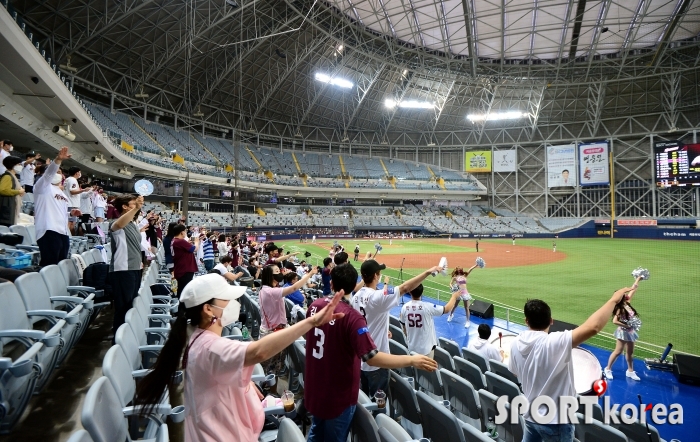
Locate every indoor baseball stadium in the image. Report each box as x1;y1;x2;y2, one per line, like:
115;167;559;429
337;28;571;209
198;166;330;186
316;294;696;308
0;0;698;441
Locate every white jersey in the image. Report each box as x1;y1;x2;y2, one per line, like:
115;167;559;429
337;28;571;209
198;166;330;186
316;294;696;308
351;285;400;372
400;300;444;355
63;176;81;207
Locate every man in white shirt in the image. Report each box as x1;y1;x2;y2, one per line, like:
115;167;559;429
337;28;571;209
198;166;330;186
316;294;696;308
20;152;39;192
35;146;71;266
212;255;244;284
0;140;13;175
400;284;460;358
351;259;442;397
63;166;90;209
467;324;504;362
509;287;633;441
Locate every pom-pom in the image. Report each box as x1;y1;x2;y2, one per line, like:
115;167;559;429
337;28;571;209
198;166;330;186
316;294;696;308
374;242;383;251
476;257;486;268
626;316;642;331
631;267;650;280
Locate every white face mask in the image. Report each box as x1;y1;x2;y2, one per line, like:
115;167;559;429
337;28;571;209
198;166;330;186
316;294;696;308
51;173;63;185
12;165;23;174
211;300;240;328
8;145;13;152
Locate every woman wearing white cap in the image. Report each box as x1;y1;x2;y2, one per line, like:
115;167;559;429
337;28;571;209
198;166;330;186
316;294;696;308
135;274;345;442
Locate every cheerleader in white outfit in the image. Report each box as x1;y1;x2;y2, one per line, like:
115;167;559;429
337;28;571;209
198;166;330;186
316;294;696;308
604;275;643;381
447;264;478;328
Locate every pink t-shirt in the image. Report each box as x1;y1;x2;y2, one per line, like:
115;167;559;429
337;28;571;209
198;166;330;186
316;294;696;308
184;329;264;442
259;285;286;330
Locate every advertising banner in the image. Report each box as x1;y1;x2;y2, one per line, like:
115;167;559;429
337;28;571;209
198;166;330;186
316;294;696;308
465;151;492;173
579;142;609;186
493;149;517;172
547;144;577;187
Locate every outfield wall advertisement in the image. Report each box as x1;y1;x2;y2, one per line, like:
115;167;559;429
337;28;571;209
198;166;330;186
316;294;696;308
493;149;517;172
579;141;609;186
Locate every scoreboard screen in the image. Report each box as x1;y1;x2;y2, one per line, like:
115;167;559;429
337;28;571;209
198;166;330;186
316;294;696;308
654;141;700;187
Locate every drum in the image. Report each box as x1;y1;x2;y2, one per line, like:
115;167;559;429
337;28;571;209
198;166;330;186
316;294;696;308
489;334;518;364
572;347;603;395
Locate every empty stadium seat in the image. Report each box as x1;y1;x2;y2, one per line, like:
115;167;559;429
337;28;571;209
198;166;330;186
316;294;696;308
388;324;407;348
440;369;481;430
439;337;462;358
388;371;422;439
350;403;381;442
462;347;490;373
454;357;487;391
413;354;443;400
487;359;519;386
388;340;415;379
275;418;305;442
477;389;525;442
574;412;628;442
375;413;412;442
434;346;455;372
484;372;521;402
416;390;481;442
66;429;94;442
81;376;169;442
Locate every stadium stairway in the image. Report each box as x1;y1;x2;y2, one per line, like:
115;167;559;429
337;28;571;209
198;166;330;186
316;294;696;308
290;153;307;187
378;159;396;189
131;118;170;157
246;146;264;173
338;156;350;188
189;133;221;166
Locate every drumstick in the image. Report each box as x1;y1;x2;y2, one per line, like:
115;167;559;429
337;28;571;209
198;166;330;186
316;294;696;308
637;394;653;442
499;332;502;348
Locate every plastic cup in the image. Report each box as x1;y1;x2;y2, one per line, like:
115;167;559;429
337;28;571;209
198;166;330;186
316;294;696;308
282;390;295;412
374;390;386;409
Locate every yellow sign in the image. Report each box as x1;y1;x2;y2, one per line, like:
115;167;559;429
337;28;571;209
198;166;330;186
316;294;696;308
225;164;233;172
120;140;134;152
173;154;185;165
465;151;491;172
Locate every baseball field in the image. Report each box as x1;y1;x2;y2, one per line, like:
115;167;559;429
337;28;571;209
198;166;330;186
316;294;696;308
278;237;700;358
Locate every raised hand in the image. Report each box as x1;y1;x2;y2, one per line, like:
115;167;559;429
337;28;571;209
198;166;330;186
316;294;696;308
55;146;71;163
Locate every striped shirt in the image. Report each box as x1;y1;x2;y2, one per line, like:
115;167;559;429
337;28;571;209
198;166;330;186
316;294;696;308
110;221;142;272
202;239;215;261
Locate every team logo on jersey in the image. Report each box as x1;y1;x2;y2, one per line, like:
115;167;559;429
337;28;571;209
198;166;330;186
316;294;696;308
358;327;368;335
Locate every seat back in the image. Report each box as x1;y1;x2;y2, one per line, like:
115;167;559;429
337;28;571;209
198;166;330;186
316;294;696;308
14;272;52;315
102;345;135;408
0;282;33;350
0;225;10;234
276;418;306;442
575;413;628;442
462;347;490;373
388;370;422;425
9;225;32;245
58;258;81;286
293;340;306;376
577;398;604;422
488;359;519;386
484;372;521;402
477;389;525;442
388;324;407;348
440;369;481;430
125;308;147;347
40;265;71;298
434;346;455;371
375;413;412;442
462;422;493;442
415;362;443;400
66;429;94;442
389;315;402;330
81;251;95;266
90;248;104;264
81;377;128;442
611;416;661;442
453;357;487;391
439;337;462;358
377;427;399;442
115;323;142;371
415;390;466;442
388;340;415;379
26;225;37;244
351;403;381;442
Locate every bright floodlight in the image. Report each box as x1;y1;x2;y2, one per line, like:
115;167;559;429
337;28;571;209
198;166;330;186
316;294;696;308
467;111;528;122
385;99;434;109
315;72;353;89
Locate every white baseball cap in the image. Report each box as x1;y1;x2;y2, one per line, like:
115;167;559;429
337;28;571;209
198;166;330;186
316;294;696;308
181;274;248;309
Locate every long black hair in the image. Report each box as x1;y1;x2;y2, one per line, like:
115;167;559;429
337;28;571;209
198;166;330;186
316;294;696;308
134;300;214;416
612;297;638;321
260;265;277;287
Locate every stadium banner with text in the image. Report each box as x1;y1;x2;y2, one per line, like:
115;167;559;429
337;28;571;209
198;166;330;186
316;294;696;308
579;141;609;186
493;149;517;172
547;144;577;188
617;219;658;226
465;151;492;172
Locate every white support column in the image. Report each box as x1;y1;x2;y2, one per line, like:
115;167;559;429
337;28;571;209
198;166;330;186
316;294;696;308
143;104;147;122
109;93;115;114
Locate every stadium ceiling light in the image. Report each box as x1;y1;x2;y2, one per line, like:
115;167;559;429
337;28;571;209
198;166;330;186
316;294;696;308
384;99;435;109
467;111;528;122
314;72;353;89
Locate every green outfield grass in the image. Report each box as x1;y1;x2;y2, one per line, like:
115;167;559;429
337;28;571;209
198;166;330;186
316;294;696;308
279;238;700;357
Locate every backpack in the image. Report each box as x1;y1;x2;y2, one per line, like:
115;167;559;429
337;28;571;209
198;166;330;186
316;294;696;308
354;246;360;253
83;262;112;300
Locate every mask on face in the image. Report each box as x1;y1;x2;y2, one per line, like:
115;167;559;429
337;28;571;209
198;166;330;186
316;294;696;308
12;165;23;174
211;300;241;327
51;173;63;185
273;273;285;283
8;145;13;152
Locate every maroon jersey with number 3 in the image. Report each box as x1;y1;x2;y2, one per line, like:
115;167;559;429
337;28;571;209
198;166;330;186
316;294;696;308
304;298;377;420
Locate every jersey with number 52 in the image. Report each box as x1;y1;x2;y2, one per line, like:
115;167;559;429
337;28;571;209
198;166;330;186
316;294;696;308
304;298;377;420
400;300;444;355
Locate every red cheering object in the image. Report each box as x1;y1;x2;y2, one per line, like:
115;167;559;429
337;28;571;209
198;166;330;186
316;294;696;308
498;332;502;347
592;379;607;397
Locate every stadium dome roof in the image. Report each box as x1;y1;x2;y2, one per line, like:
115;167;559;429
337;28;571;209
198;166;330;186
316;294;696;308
10;0;700;142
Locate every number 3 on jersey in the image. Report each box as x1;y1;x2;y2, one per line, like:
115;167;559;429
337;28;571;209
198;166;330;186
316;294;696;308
312;328;325;359
407;313;423;328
